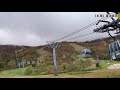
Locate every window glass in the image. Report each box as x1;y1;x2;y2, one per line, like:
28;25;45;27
114;42;118;51
118;41;120;50
110;44;114;52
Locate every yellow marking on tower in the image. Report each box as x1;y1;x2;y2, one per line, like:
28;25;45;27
117;12;120;20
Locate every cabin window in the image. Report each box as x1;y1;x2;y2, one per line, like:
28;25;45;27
116;42;119;50
117;41;120;50
86;51;92;54
110;44;114;52
114;42;118;51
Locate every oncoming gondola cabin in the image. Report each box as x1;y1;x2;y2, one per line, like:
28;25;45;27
81;48;92;58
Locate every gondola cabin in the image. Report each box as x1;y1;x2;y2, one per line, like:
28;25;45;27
81;48;92;58
108;40;120;60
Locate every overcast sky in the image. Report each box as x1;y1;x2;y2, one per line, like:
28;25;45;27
0;12;117;46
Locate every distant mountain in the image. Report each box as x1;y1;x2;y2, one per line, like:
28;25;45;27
0;45;31;54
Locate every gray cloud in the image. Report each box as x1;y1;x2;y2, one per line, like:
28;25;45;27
0;12;117;46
